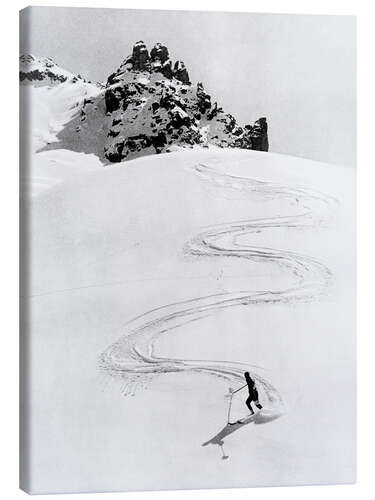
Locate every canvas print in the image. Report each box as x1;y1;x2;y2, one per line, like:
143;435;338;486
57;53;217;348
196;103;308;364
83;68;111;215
19;7;356;494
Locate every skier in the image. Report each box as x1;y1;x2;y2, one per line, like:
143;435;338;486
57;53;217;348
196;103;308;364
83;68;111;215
244;371;262;415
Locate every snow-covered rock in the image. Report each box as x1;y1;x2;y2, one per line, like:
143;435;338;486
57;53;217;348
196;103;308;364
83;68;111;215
19;54;103;152
20;54;82;86
20;42;269;163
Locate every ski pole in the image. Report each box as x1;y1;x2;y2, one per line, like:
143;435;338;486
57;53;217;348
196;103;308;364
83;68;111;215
227;390;234;424
231;384;247;395
226;384;247;424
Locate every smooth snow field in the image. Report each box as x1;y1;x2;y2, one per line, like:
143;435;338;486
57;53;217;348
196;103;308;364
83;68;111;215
22;148;355;493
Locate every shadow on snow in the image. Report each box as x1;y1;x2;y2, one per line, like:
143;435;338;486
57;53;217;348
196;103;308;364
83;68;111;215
202;409;283;460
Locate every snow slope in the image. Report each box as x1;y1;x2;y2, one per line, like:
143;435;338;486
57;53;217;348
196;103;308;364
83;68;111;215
19;55;103;198
23;148;355;493
20;54;101;152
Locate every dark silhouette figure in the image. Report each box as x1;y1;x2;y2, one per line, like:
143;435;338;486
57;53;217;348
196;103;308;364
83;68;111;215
244;371;262;415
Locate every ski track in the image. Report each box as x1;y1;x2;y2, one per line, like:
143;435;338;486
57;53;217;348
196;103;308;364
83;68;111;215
100;161;339;414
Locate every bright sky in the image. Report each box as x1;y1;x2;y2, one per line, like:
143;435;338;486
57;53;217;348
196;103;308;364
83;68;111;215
20;7;356;166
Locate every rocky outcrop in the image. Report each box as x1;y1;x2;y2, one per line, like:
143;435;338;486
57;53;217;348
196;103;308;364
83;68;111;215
107;41;191;87
150;43;173;79
20;54;71;85
196;83;212;114
94;41;269;162
249;117;269;152
173;61;190;85
30;41;269;162
19;54;103;89
150;43;169;64
130;40;150;71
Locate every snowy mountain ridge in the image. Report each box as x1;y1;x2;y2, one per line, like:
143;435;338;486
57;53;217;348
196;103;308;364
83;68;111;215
19;54;95;87
20;42;269;163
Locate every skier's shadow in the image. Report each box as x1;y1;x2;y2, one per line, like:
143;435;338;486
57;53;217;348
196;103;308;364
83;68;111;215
202;410;282;460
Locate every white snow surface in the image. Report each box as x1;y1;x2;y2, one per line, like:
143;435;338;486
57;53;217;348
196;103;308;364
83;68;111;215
23;148;355;493
20;56;101;152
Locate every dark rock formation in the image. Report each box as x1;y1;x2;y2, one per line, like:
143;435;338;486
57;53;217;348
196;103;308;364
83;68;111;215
19;69;67;84
173;61;190;84
207;102;223;121
150;43;169;64
249;117;269;152
150;43;173;78
19;55;69;85
100;39;269;161
34;41;269;162
131;40;150;71
107;42;191;86
196;83;211;114
159;60;173;79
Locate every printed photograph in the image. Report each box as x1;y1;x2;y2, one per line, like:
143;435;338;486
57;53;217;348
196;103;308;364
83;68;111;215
19;7;356;494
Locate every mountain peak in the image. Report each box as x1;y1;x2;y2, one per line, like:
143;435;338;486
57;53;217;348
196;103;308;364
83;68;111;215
19;54;80;86
24;42;269;163
108;41;190;86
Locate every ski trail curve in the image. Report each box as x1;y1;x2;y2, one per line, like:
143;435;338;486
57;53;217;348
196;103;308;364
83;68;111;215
100;161;339;411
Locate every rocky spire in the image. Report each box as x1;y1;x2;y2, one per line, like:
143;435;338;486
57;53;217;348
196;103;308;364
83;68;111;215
173;60;190;85
150;43;169;63
250;117;269;152
131;40;150;71
150;43;173;79
110;41;191;85
75;40;270;162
